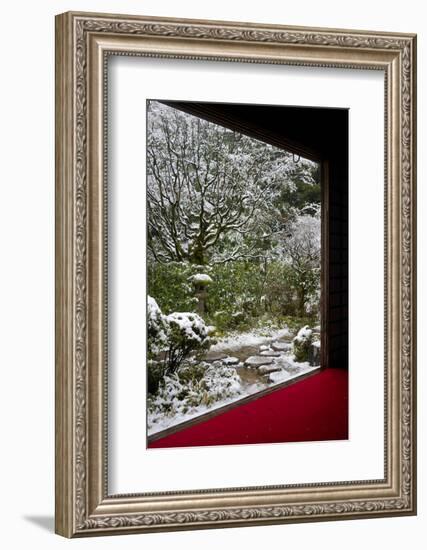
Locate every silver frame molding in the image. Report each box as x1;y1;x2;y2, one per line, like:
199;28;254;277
55;11;417;538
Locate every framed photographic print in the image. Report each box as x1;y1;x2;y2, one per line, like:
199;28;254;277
55;11;417;537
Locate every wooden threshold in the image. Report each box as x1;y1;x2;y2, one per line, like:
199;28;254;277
147;366;321;445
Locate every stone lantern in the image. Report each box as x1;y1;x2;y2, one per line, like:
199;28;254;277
189;273;213;315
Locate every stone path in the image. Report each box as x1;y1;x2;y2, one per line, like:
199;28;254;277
244;356;274;367
200;327;320;388
201;334;300;386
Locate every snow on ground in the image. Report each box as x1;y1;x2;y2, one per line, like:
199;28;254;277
147;381;263;435
147;326;320;437
210;327;291;352
148;364;319;436
148;359;319;436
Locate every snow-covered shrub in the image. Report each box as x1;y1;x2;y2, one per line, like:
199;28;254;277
147;295;213;379
147;362;242;430
147;296;169;359
202;363;241;401
292;325;313;362
165;312;212;373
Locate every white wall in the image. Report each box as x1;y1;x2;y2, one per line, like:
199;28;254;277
0;1;424;548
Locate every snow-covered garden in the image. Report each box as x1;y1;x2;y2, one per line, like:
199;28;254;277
146;101;322;436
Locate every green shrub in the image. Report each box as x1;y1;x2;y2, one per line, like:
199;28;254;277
147;262;198;314
147;361;166;395
165;312;212;374
148;258;320;339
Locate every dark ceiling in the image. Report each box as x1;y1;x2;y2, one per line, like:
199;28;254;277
160;100;348;162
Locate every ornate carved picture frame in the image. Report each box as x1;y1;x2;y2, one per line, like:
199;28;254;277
55;11;417;537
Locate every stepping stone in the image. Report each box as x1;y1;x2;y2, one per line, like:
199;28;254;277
244;356;274;368
275;357;293;369
258;364;282;375
269;370;291;383
259;345;269;352
202;352;228;362
222;356;239;365
272;341;291;352
259;350;281;357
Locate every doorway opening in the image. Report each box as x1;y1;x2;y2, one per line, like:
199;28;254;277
146;100;348;447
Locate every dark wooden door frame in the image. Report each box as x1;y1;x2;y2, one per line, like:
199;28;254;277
320;159;329;371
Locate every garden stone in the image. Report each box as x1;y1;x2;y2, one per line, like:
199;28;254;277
244;356;274;368
201;352;228;362
222;356;239;365
259;350;281;357
258;364;282;375
272;341;291;352
274;357;300;372
269;370;291;383
308;342;321;366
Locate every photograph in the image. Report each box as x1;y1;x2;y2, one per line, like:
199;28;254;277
146;99;347;447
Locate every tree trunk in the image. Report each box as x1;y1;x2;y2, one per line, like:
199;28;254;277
190;248;205;266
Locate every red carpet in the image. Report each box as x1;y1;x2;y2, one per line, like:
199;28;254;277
149;368;348;448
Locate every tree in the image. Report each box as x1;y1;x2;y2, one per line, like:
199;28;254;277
147;101;305;266
279;205;321;316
